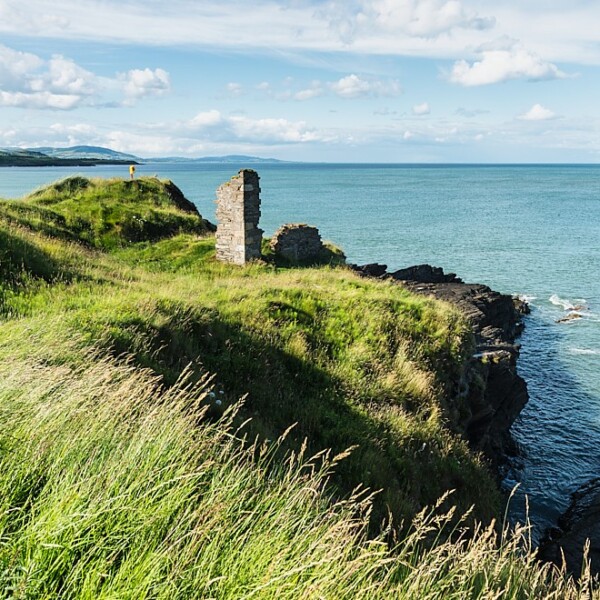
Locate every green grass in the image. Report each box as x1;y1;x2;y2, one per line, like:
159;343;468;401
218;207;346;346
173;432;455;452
0;176;594;597
0;176;212;250
0;325;591;598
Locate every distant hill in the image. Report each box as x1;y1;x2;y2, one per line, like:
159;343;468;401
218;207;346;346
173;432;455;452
27;145;141;162
1;145;290;166
0;146;139;167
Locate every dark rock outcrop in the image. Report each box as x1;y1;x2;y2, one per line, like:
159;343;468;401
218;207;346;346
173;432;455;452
540;479;600;576
351;262;529;463
391;264;463;284
164;180;216;231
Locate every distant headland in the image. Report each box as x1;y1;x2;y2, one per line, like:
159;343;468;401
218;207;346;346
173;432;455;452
0;145;289;167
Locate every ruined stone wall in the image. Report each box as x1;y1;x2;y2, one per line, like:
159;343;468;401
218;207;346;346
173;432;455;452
215;169;263;265
270;224;324;262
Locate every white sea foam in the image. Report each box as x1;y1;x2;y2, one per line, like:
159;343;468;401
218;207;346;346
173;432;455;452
569;348;600;356
549;294;575;310
518;294;537;304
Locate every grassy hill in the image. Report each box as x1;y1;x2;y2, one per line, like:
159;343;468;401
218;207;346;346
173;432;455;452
0;177;591;597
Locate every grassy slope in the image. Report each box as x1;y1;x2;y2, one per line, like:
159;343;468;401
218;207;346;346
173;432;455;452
0;177;592;597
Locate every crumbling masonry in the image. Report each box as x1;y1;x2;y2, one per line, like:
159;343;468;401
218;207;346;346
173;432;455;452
215;169;263;265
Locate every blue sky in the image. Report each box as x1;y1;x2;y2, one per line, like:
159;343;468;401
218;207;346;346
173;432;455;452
0;0;599;162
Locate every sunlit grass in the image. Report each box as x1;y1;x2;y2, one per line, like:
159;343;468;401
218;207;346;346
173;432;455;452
0;330;591;598
0;176;595;597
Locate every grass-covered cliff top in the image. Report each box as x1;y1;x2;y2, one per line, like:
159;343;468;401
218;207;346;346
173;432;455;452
0;177;591;597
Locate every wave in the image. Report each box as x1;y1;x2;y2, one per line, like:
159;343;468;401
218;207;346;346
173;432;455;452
569;348;600;356
549;294;588;311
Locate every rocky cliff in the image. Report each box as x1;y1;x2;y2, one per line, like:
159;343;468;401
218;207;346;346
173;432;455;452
352;263;530;465
540;478;600;576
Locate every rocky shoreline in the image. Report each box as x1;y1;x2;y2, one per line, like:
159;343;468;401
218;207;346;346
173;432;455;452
540;479;600;576
351;263;530;466
352;262;600;577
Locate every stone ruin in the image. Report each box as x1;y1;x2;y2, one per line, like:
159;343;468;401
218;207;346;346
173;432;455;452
270;224;325;263
215;170;327;265
215;169;263;265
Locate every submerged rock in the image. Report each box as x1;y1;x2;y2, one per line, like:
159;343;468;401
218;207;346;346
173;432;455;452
556;313;583;324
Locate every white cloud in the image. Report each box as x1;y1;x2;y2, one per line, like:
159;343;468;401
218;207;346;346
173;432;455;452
330;74;371;98
412;102;430;115
518;104;557;121
0;90;81;110
226;82;243;97
1;0;600;67
37;55;98;95
450;47;567;86
294;88;323;101
0;0;500;62
121;68;170;102
329;74;401;99
190;109;223;128
294;81;323;101
229;115;321;143
403;130;414;140
0;45;43;84
49;122;96;135
260;74;400;102
0;43;170;109
358;0;495;37
184;110;326;144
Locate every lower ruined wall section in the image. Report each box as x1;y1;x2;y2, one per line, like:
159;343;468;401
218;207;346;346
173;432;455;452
270;224;324;263
215;169;263;265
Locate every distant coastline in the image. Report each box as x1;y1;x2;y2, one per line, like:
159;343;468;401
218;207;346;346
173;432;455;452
0;145;139;168
0;156;138;167
0;145;289;167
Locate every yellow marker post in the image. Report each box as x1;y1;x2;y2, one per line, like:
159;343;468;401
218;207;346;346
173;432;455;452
129;165;136;180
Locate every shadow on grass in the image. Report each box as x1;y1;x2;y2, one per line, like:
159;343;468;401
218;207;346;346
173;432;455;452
0;228;73;286
101;301;499;530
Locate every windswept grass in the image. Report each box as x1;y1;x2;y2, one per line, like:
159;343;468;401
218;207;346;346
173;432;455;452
0;176;595;597
0;329;592;598
0;176;212;250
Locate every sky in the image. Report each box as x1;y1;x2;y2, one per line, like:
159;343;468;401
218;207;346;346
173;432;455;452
1;0;600;162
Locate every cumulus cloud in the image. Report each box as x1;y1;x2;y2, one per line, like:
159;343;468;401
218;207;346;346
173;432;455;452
121;68;170;103
330;74;371;98
294;81;324;101
449;46;567;86
412;102;430;115
185;109;326;144
518;104;557;121
0;90;81;110
329;74;401;98
190;109;223;128
0;45;43;84
0;45;97;109
0;43;171;109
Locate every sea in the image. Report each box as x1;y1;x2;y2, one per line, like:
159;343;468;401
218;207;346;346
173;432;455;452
1;162;599;542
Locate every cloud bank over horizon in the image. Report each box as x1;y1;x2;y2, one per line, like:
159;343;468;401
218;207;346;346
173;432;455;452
0;0;598;162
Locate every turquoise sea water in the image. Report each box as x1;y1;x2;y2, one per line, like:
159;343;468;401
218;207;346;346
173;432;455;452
1;162;599;541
